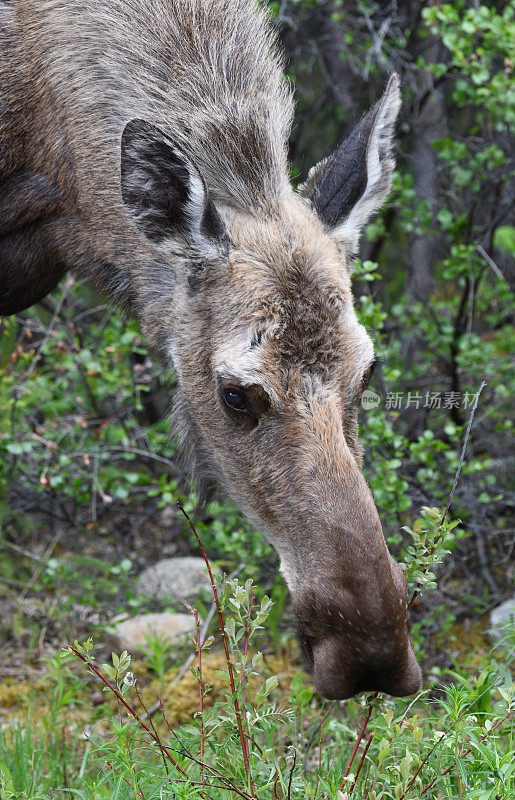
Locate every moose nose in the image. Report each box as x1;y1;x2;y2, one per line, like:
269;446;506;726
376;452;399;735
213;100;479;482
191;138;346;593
295;574;422;700
311;634;422;700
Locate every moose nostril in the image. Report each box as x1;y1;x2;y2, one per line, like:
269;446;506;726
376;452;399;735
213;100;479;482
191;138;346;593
300;634;314;667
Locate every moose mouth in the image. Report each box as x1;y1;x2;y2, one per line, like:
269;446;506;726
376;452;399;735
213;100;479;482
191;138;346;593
297;621;421;701
294;570;421;701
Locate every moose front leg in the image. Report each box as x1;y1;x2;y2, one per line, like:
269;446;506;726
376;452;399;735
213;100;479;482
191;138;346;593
0;170;65;315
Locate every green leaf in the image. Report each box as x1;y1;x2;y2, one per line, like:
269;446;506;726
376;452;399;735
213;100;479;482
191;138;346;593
493;225;515;254
212;669;230;683
5;442;24;455
0;317;17;370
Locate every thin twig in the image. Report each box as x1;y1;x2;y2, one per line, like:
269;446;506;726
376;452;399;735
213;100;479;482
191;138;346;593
349;732;374;795
0;540;45;563
287;749;297;800
140;562;245;721
158;708;255;800
242;589;254;765
105;760;146;799
140;602;216;722
466;263;475;334
313;718;324;800
106;444;179;469
68;646;188;778
398;679;499;799
158;776;255;795
441;381;486;525
177;501;254;792
419;709;513;797
362;689;431;800
24;286;68;380
475;244;506;282
160;701;197;762
194;608;205;786
340;697;377;789
20;528;64;600
242;590;254;705
304;701;337;761
134;682;169;776
409;380;486;609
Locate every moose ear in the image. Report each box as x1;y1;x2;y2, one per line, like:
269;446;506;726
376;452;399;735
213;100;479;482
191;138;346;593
120;119;227;252
307;74;401;254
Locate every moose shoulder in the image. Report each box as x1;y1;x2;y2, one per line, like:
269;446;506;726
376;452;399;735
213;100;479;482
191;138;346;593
0;0;421;700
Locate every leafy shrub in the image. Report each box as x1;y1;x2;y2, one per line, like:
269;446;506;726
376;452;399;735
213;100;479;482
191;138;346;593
42;511;514;798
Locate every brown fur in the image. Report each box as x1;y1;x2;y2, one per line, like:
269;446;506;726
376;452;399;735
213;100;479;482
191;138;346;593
0;0;421;699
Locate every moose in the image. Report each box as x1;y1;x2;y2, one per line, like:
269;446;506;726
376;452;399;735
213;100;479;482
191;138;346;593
0;0;421;700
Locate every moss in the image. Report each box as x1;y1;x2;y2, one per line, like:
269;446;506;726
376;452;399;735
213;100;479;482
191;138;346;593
137;648;305;729
137;653;229;727
446;617;492;666
0;680;32;709
0;646;307;743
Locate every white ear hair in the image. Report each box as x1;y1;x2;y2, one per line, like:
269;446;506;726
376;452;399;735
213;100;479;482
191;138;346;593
332;74;401;253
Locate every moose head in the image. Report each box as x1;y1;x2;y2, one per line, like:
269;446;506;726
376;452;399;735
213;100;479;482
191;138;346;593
119;74;421;700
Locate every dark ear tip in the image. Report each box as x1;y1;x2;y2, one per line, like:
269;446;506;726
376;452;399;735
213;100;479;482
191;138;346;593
121;118;153;145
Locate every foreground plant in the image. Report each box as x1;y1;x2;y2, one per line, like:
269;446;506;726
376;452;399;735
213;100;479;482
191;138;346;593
57;501;513;800
63;557;296;799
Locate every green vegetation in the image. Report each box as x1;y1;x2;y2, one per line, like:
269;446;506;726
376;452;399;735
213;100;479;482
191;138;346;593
0;1;513;797
0;525;513;798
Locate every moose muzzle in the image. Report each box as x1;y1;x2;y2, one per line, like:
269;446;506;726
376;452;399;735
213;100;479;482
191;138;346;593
293;551;422;700
284;456;422;700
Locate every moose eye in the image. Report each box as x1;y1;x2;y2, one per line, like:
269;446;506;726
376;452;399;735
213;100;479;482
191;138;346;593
219;379;271;424
223;387;248;413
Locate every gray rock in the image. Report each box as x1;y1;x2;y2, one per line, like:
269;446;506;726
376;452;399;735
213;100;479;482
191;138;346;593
136;557;214;601
489;596;515;643
159;505;178;529
105;612;195;654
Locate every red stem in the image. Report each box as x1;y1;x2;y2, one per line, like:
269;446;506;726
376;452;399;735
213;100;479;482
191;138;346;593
177;501;254;794
349;732;374;795
134;683;169;775
194;608;205;786
398;681;498;800
340;697;376;789
165;777;255;796
105;761;146;799
160;700;253;800
242;591;254;765
419;710;512;797
69;646;188;779
243;590;254;704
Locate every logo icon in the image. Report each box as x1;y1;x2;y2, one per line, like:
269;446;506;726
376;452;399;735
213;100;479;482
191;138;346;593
361;390;380;410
